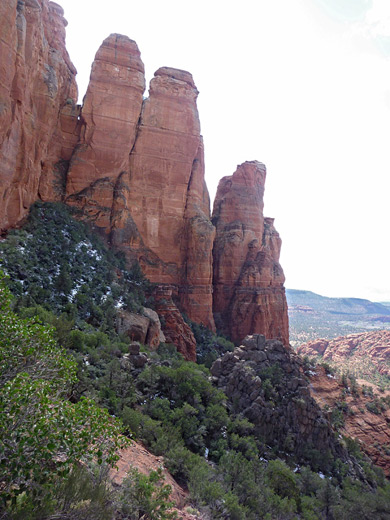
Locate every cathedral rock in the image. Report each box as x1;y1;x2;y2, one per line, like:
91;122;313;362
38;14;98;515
0;0;289;349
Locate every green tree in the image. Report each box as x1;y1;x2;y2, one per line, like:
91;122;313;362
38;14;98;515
0;273;127;512
118;467;177;520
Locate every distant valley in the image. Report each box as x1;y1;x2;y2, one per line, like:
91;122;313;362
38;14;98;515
287;289;390;347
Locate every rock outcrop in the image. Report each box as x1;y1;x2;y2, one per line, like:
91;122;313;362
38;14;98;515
0;0;78;231
297;330;390;378
110;441;202;519
212;162;289;345
307;365;390;476
111;67;215;330
0;1;289;355
153;286;197;362
211;335;352;472
116;307;165;348
64;39;216;333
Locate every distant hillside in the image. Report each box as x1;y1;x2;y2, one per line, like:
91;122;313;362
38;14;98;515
298;330;390;388
287;289;390;347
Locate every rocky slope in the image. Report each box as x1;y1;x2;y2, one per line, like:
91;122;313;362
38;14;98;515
111;441;200;519
307;365;390;476
0;0;289;350
297;330;390;384
211;334;353;472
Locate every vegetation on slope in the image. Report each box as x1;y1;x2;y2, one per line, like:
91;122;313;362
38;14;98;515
1;202;390;519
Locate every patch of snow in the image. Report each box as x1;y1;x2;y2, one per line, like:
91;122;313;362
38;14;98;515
327;374;335;379
115;297;124;309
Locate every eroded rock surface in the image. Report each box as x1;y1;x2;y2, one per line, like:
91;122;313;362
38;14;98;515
111;67;215;330
298;330;390;378
308;365;390;476
0;0;78;231
211;335;353;473
116;307;165;348
153;286;196;362
66;33;145;230
212;162;289;345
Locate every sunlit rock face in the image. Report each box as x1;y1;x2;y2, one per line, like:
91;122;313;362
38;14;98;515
212;162;289;345
0;0;78;232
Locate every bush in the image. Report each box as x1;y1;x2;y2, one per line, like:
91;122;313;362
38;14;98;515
0;273;127;513
118;467;177;520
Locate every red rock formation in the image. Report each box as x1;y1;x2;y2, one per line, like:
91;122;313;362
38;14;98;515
0;3;289;352
116;307;165;349
66;33;145;230
153;286;196;362
307;365;390;476
0;0;78;231
110;67;215;330
297;330;390;378
212;162;289;345
111;441;203;518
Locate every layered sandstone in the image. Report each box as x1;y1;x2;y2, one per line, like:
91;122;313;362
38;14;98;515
110;67;215;330
64;43;216;331
153;286;197;362
212;162;289;345
0;0;78;231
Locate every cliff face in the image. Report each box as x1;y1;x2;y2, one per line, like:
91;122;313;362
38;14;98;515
66;34;145;230
212;162;289;345
0;1;288;350
0;0;78;232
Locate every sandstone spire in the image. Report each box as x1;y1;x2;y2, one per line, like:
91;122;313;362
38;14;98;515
212;161;289;345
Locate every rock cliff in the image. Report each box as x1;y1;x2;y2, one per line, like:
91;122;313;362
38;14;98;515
212;162;289;345
0;0;288;351
0;0;78;232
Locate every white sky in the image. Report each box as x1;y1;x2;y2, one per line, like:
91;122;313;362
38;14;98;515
59;0;390;302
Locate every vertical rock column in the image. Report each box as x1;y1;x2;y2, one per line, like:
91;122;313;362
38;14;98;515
66;34;145;231
114;67;216;330
212;161;289;345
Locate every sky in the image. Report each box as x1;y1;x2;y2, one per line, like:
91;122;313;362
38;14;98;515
59;0;390;302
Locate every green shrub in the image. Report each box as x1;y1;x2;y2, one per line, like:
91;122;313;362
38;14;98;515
118;467;177;520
